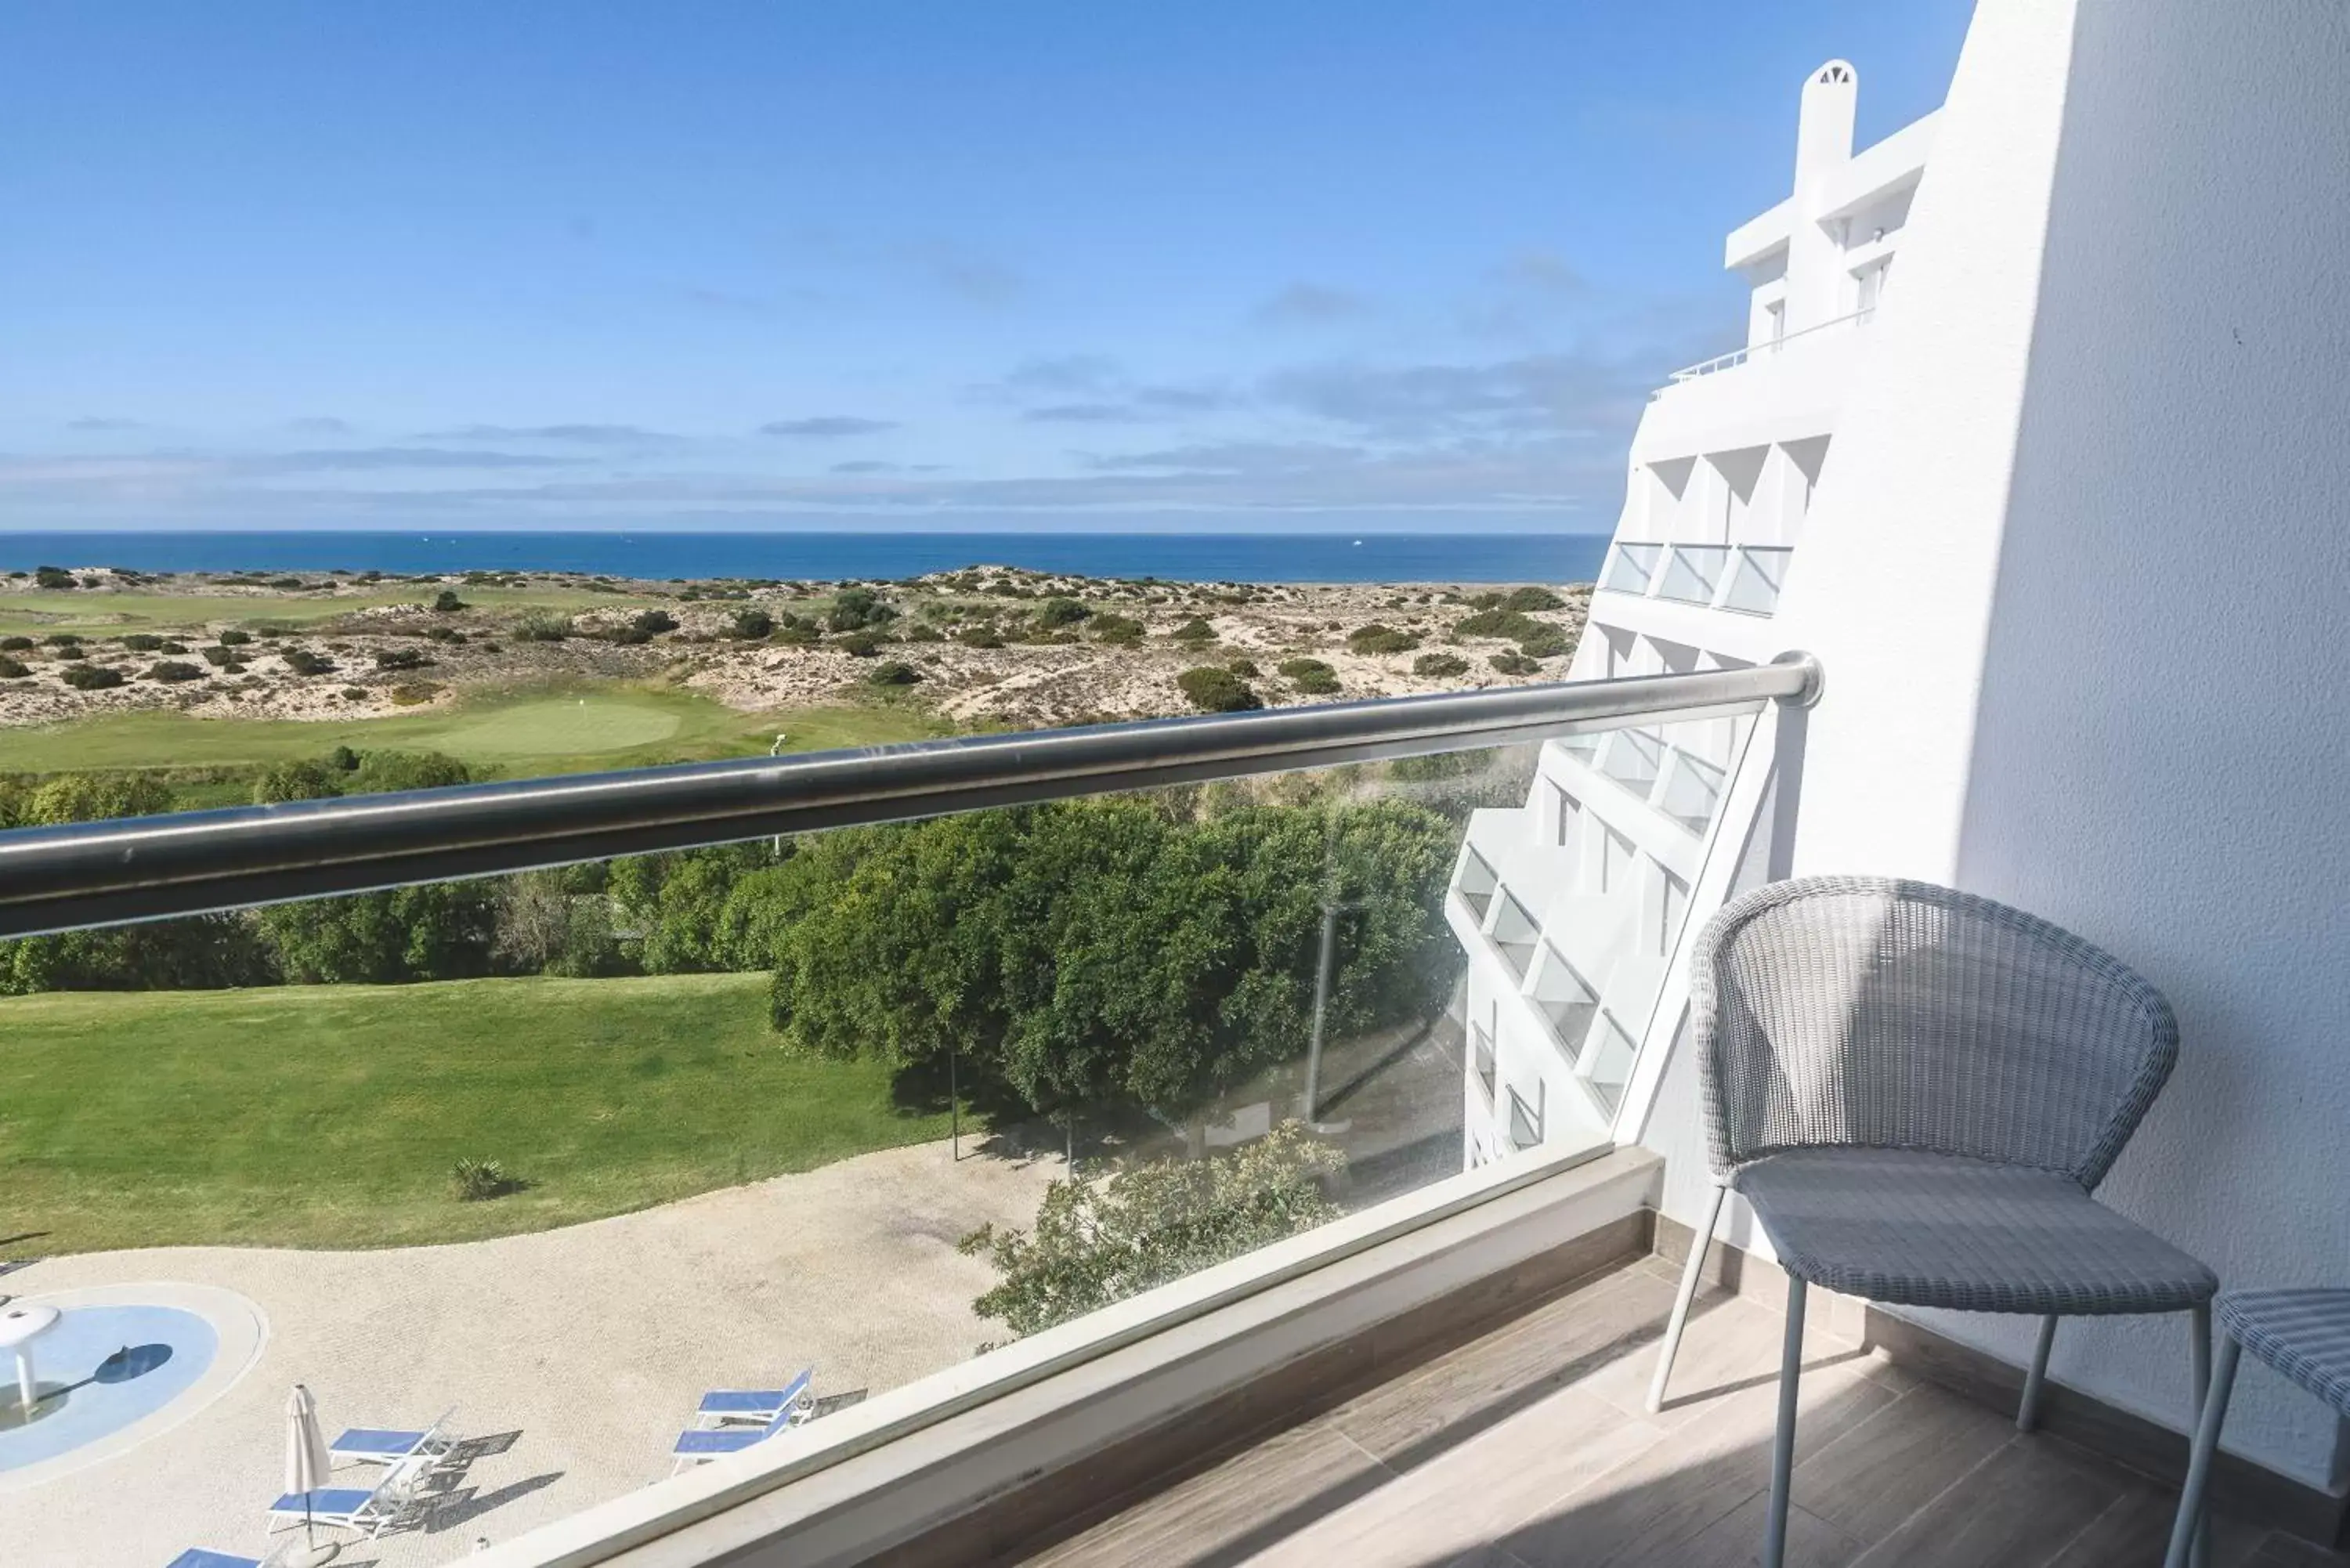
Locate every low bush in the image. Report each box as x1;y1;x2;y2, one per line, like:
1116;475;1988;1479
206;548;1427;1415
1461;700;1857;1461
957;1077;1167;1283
1170;616;1217;645
158;640;190;655
1412;652;1470;679
1226;657;1260;677
0;656;28;679
1516;626;1573;660
1177;666;1262;713
146;660;206;683
61;664;125;690
1278;657;1340;695
42;633;82;647
868;659;924;686
1089;612;1144;645
826;587;896;633
1488;652;1540;676
33;565;76;590
1452;608;1545;641
1500;585;1565;612
834;631;881;657
216;628;252;647
729;609;775;640
450;1157;513;1201
632;609;678;638
282;648;336;676
0;636;31;652
120;633;164;652
52;644;89;662
901;622;945;643
956;627;1005;649
1032;596;1091;629
512;613;573;643
432;589;467;612
373;647;432;670
1347;623;1421;656
389;681;443;706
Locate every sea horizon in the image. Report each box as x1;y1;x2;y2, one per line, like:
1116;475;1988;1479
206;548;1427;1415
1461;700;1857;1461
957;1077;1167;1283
0;529;1614;586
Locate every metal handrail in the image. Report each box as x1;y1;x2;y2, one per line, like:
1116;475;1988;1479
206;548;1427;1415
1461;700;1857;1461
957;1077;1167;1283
0;657;1820;938
1661;305;1876;386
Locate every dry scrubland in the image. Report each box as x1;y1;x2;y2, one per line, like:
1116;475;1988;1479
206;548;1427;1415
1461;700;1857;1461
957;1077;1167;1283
0;562;1589;741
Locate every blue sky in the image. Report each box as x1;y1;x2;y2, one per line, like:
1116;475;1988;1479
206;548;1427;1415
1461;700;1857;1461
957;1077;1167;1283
0;2;1973;533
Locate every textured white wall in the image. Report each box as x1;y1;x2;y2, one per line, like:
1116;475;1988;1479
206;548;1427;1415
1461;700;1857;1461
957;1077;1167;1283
1759;0;2350;1487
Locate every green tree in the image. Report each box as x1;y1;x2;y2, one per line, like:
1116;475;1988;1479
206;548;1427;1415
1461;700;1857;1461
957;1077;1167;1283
959;1122;1343;1335
253;883;498;984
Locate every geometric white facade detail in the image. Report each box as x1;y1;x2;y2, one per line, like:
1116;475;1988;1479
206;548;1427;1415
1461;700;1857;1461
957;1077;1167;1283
1448;61;1938;1169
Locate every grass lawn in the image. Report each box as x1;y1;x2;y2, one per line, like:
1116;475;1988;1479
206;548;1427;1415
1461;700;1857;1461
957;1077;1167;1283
0;685;946;779
0;585;617;637
0;972;954;1254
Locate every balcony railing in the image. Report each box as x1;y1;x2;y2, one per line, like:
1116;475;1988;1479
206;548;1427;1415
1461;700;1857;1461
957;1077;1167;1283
0;659;1817;1568
1657;304;1876;388
1597;541;1794;617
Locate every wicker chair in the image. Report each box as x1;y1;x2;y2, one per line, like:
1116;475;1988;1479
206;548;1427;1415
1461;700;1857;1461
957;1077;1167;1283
2164;1290;2350;1566
1647;876;2218;1568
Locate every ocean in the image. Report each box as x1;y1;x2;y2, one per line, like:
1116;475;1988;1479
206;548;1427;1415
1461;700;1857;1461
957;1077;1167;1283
0;531;1611;586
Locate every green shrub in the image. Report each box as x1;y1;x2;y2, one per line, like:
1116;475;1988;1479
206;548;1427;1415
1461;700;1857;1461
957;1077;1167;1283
432;589;467;612
1277;657;1340;695
1032;596;1091;629
1488;652;1540;676
33;565;77;590
1452;608;1544;641
730;608;775;640
1177;666;1262;713
450;1157;512;1201
1226;657;1260;677
0;656;28;679
957;627;1005;649
373;647;432;670
60;663;125;690
146;660;206;683
0;636;31;652
901;622;945;643
826;587;896;632
282;647;336;676
1500;586;1565;612
1170;616;1217;645
42;633;82;646
868;659;924;687
216;629;252;647
835;631;881;657
52;644;89;662
1089;612;1144;645
120;633;164;652
632;609;678;637
771;616;821;647
389;682;443;706
1412;652;1470;679
1347;623;1421;656
1516;626;1573;660
513;612;573;642
158;640;190;655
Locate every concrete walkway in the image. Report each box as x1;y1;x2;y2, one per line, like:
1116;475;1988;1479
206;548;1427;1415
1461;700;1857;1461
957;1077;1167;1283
0;1137;1057;1568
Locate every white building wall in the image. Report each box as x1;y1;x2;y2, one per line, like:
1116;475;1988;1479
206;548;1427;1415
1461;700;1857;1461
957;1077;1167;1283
1757;0;2350;1489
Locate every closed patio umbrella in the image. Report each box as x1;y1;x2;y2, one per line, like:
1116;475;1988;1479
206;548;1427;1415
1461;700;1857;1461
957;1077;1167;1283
283;1384;339;1566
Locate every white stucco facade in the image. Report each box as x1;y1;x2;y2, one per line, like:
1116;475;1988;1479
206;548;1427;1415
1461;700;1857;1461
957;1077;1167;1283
1448;63;1936;1173
1628;0;2350;1495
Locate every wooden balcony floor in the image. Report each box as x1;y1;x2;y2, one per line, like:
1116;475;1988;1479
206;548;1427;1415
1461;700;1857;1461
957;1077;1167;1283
1018;1253;2346;1568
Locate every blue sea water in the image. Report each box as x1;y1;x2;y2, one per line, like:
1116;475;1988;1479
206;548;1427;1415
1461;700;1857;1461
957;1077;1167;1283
0;531;1611;585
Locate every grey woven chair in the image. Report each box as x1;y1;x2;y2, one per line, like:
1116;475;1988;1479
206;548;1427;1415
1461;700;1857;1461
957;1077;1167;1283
2164;1290;2350;1566
1647;876;2218;1568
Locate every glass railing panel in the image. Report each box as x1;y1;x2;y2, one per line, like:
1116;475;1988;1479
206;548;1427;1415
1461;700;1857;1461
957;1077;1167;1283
1719;545;1793;615
0;680;1778;1563
1598;727;1665;798
1655;544;1733;606
1656;749;1729;835
1585;1013;1640;1115
1599;543;1662;596
1491;892;1541;978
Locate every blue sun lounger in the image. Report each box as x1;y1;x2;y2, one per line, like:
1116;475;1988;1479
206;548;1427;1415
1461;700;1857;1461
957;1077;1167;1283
165;1550;285;1568
268;1454;433;1540
329;1407;458;1467
694;1367;815;1429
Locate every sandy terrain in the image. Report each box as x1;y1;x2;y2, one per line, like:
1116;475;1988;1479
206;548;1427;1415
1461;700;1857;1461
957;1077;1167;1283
0;565;1590;733
0;1137;1060;1568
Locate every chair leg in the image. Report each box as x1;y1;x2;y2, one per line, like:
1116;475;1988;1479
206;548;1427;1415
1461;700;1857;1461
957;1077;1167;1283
1647;1181;1727;1414
2164;1334;2240;1568
2017;1313;2059;1432
2188;1304;2213;1568
1762;1274;1807;1568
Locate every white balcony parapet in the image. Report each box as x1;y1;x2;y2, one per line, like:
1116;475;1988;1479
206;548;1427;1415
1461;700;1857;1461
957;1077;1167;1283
1598;542;1795;619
